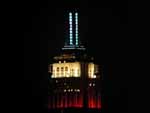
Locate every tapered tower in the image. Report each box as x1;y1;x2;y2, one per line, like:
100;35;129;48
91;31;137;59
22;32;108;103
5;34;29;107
48;11;102;111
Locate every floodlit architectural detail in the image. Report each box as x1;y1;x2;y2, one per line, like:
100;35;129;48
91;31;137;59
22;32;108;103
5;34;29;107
49;62;99;78
48;11;102;110
51;62;81;78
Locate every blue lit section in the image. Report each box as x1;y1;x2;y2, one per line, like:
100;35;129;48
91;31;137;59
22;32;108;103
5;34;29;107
69;12;73;45
62;12;86;50
75;13;78;46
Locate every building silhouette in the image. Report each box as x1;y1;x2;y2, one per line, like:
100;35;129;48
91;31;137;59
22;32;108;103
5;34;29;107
48;11;102;111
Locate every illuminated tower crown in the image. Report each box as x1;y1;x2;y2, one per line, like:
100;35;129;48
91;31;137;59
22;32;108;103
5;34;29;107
62;12;85;50
48;11;101;110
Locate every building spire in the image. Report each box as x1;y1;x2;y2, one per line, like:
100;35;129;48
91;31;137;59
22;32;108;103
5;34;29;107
62;11;85;50
75;12;79;46
69;12;73;45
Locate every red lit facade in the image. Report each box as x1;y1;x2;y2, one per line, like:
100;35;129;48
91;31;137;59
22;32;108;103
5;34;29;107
48;55;102;109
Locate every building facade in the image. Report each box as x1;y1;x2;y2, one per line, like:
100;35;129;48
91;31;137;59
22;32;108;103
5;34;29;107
48;11;102;110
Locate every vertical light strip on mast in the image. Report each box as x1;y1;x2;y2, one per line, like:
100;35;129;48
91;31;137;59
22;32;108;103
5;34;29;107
69;12;73;45
75;12;78;46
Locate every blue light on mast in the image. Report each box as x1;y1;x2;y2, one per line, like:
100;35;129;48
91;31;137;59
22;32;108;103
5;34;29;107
69;12;73;45
75;13;78;46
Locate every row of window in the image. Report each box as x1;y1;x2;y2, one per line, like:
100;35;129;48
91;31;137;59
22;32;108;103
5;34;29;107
89;83;95;86
54;67;80;73
64;89;80;92
56;67;68;71
52;67;80;77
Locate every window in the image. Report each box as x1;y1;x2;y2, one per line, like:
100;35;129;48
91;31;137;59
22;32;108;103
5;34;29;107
56;67;59;77
61;67;64;71
65;67;68;71
57;67;59;72
72;69;74;76
61;67;64;76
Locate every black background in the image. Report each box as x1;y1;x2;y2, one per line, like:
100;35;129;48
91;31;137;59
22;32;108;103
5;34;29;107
24;0;129;113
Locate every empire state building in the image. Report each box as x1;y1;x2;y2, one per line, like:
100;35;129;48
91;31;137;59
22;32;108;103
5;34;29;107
48;11;102;111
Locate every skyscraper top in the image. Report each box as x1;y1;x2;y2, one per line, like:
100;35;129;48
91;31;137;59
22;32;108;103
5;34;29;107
62;11;85;50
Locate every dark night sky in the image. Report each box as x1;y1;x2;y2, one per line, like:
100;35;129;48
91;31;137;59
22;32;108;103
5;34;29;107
24;0;129;113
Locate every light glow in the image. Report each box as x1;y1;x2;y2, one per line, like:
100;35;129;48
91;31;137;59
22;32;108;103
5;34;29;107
93;75;96;78
51;62;81;78
77;89;80;92
88;63;99;78
88;63;95;78
69;12;73;45
50;62;99;78
75;12;78;46
89;83;92;86
48;90;101;109
93;83;95;86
